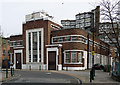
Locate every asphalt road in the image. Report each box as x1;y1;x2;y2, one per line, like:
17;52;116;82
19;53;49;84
2;70;80;85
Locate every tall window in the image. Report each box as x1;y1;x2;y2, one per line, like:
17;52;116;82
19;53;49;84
65;52;70;63
28;30;42;63
29;33;31;62
39;31;41;62
71;52;77;63
33;32;37;62
78;52;82;63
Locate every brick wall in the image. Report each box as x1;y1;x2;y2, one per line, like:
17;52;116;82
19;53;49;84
10;35;23;64
52;28;110;67
23;19;61;64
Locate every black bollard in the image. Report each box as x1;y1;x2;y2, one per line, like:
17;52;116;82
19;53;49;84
11;67;13;76
6;67;8;78
13;67;14;75
92;68;94;80
90;70;92;82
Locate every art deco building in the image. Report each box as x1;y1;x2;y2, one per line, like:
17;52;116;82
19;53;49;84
9;11;113;70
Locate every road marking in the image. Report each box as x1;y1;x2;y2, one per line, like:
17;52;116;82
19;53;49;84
46;73;51;75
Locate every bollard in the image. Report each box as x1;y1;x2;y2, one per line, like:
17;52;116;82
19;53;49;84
94;68;95;76
39;65;41;70
13;67;14;76
11;67;14;76
92;68;94;80
29;66;31;70
11;67;13;76
90;70;92;82
6;67;8;78
57;65;58;71
66;67;68;71
92;68;95;77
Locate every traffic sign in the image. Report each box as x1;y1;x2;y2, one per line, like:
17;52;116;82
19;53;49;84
91;51;94;55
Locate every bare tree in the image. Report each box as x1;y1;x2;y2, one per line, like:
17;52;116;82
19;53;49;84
99;0;120;75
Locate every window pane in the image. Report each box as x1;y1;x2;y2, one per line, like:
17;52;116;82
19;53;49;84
71;52;77;63
33;32;37;50
64;36;70;41
33;32;37;62
33;55;37;62
58;37;63;42
78;36;83;41
71;36;77;41
65;52;70;63
29;33;31;62
39;31;41;62
53;38;57;42
78;52;82;63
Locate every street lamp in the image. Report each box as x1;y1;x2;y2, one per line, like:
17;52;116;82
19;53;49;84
91;13;94;67
87;33;89;69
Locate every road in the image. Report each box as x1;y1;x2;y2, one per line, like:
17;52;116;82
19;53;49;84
2;70;80;85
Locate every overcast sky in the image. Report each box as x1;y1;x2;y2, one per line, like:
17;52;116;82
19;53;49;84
0;0;99;37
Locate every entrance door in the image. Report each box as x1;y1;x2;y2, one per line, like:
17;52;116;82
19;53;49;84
48;51;56;70
16;53;21;69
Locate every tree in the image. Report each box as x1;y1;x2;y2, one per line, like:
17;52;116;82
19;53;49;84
99;0;120;76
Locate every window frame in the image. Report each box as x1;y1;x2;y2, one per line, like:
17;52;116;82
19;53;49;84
65;52;70;63
58;37;63;42
71;36;78;41
64;51;83;64
78;52;82;63
71;51;77;63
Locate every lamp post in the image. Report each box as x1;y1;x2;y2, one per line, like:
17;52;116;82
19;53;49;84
92;13;94;66
87;33;89;69
92;29;94;66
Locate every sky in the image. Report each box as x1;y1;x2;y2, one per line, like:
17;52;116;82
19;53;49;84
0;0;99;37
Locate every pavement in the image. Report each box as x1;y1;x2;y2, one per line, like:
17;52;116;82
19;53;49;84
1;71;12;82
55;70;120;84
0;69;18;84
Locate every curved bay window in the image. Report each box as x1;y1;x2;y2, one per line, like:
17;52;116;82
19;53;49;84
52;35;87;44
64;51;83;64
